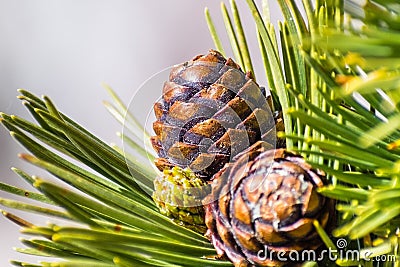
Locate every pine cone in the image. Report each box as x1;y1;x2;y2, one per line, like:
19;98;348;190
151;50;276;180
152;166;210;233
204;143;335;266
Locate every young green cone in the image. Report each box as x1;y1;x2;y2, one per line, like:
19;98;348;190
152;166;210;233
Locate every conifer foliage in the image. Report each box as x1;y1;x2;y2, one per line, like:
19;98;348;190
0;1;399;266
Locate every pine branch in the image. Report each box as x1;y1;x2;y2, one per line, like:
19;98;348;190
0;90;231;266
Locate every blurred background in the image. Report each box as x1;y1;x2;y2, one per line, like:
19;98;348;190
0;0;284;264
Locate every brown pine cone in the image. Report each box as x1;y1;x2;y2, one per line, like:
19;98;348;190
203;143;335;266
151;50;277;180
